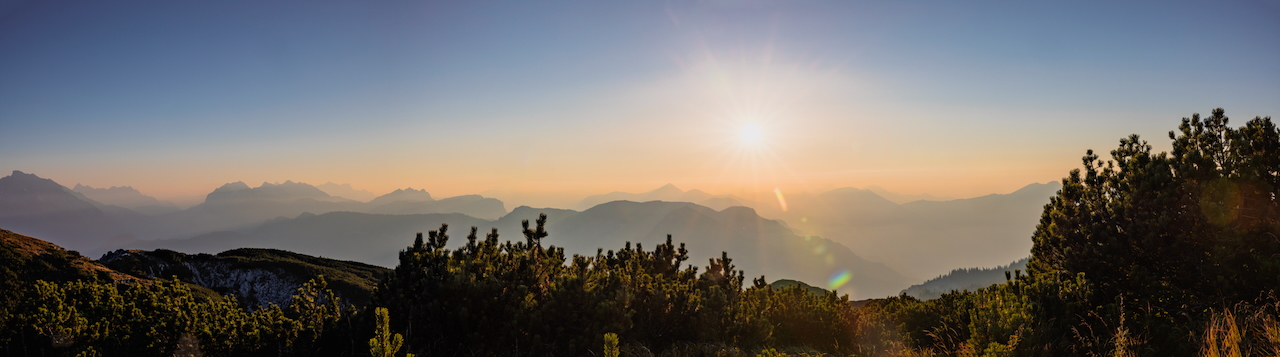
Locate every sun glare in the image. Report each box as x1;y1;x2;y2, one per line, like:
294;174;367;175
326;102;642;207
740;124;763;144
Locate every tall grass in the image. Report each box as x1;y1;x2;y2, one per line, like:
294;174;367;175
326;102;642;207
1200;299;1280;357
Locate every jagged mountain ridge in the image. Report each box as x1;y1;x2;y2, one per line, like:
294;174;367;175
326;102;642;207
0;172;509;249
72;184;180;215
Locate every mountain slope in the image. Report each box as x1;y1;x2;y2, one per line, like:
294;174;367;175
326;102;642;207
3;226;391;308
100;248;390;306
0;171;130;254
901;257;1029;300
0;228;136;283
129;182;508;240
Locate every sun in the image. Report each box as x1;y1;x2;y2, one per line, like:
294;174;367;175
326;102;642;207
740;123;763;145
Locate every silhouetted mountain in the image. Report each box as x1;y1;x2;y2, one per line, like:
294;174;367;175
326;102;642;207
901;257;1029;300
113;181;510;241
500;205;580;224
205;180;342;202
367;188;434;206
864;185;953;204
770;182;1060;279
127;212;493;267
0;171;129;255
573;183;757;211
131;181;365;241
72;184;180;215
315;182;378;202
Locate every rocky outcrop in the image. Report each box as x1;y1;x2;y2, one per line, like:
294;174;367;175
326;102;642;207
101;249;301;307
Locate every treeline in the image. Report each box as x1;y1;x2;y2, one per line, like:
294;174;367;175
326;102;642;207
861;109;1280;356
370;215;867;356
2;108;1277;356
1;277;355;357
1;220;872;356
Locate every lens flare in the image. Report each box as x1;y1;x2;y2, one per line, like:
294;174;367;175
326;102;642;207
774;188;788;211
828;270;852;290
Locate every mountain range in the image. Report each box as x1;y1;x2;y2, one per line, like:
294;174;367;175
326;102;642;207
565;182;1059;279
73;184;181;215
0;171;132;253
124;201;912;299
757;182;1059;279
0;170;1062;298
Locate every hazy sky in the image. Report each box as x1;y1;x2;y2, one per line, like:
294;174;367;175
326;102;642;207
3;0;1278;207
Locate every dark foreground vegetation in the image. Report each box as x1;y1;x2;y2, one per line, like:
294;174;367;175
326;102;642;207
1;108;1277;356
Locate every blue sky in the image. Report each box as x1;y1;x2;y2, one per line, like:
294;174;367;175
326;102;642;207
2;0;1277;206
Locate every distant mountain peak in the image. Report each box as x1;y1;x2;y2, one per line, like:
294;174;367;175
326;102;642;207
368;187;434;205
214;181;251;192
2;170;72;194
74;184;141;193
1010;181;1062;195
259;180;306;188
719;205;758;216
652;183;683;194
206;180;331;203
0;171;125;252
